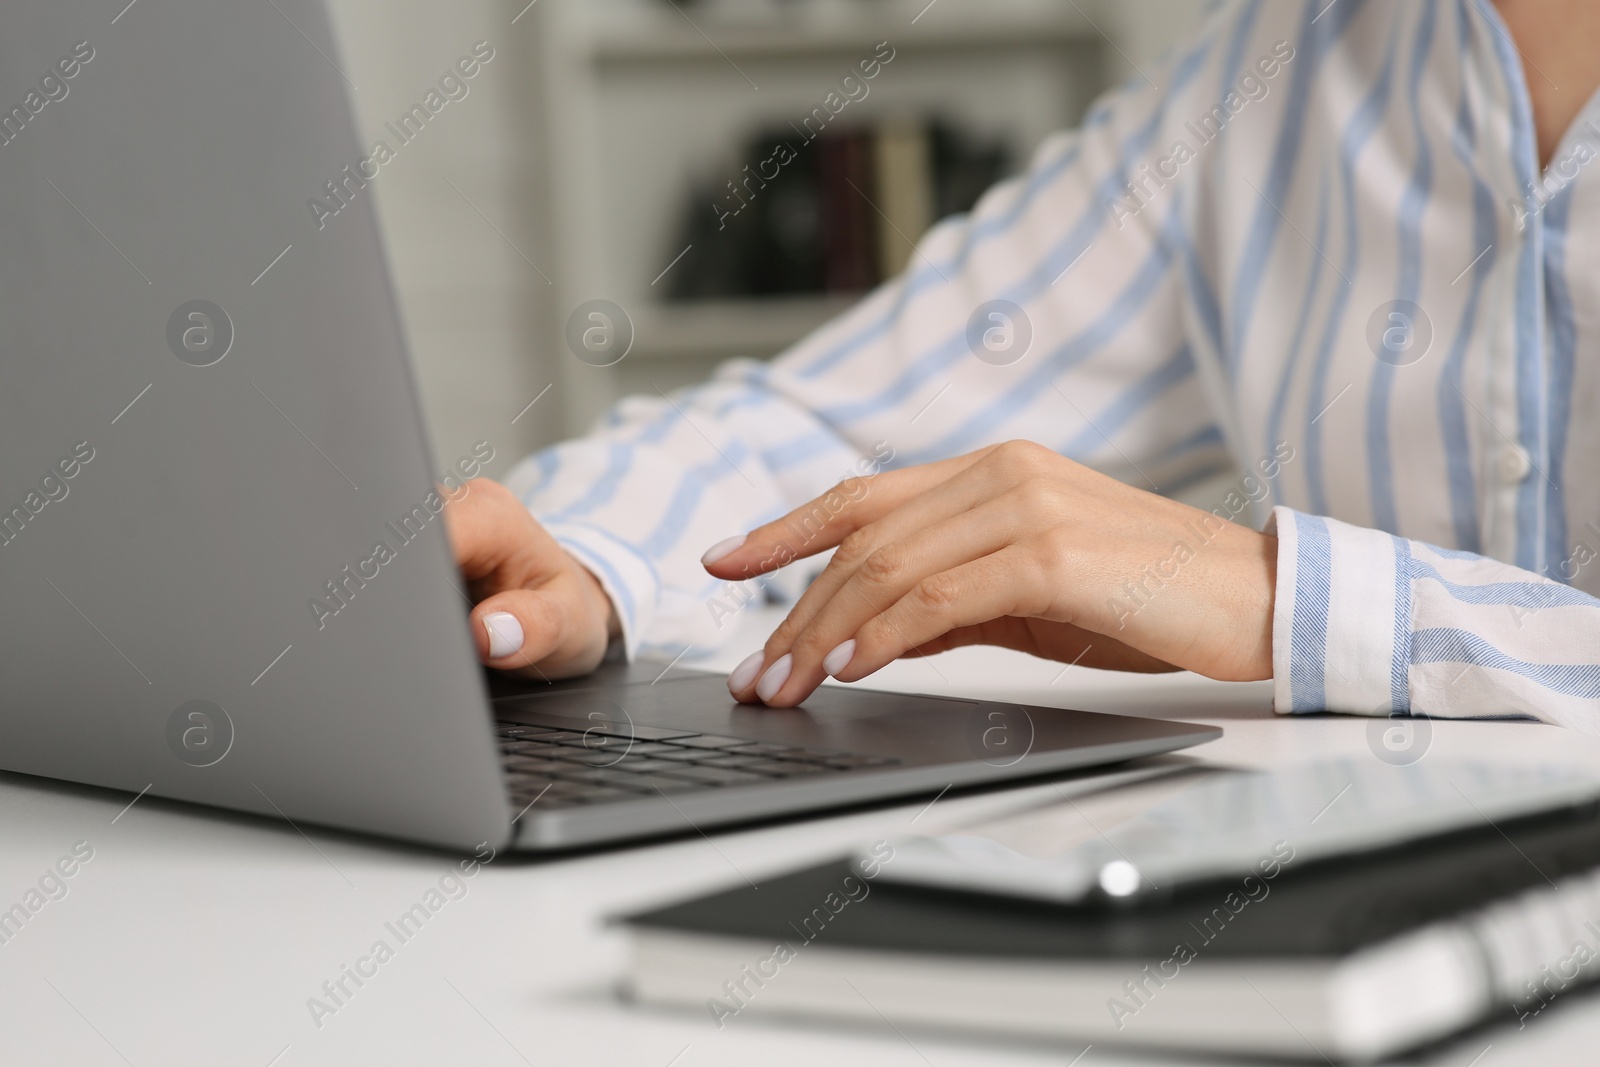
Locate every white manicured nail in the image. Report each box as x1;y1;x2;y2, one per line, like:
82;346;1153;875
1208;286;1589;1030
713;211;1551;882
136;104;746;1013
728;650;765;694
483;612;524;659
823;639;856;677
756;653;793;702
701;534;747;566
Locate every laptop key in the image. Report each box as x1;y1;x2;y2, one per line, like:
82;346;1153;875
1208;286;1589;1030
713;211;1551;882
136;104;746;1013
716;756;820;775
549;758;676;781
511;785;581;806
645;748;722;762
542;765;618;783
504;762;567;778
548;733;631;750
518;776;582;791
603;741;683;757
562;769;658;792
503;761;559;774
538;747;613;763
598;724;703;741
652;765;769;787
664;734;751;749
507;780;547;794
608;757;697;775
543;721;702;742
633;776;710;795
560;750;637;768
504;750;567;765
507;749;567;763
530;730;590;743
724;742;808;757
524;780;588;796
680;750;740;762
767;761;833;776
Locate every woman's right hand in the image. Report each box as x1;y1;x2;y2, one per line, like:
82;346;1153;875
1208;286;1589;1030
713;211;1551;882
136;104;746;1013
443;478;620;679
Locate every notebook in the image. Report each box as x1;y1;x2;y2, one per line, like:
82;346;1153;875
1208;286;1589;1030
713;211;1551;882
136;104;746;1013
620;763;1600;1062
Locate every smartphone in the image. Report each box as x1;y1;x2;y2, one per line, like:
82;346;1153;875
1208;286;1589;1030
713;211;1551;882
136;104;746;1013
869;759;1600;904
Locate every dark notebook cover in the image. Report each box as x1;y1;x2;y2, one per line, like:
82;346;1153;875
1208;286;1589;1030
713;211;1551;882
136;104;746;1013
624;799;1600;962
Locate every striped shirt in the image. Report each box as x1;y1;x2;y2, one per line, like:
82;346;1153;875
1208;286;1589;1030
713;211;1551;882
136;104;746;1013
507;0;1600;730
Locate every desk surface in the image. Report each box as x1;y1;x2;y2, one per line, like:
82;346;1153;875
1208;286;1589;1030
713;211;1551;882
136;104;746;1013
4;606;1597;1067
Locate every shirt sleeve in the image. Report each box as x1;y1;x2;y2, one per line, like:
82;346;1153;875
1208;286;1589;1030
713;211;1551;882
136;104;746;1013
1269;506;1600;732
506;7;1260;660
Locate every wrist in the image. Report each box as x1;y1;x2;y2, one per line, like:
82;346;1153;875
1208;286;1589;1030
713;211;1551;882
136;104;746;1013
539;520;660;662
1238;531;1277;680
572;557;622;643
604;598;622;643
1200;523;1278;682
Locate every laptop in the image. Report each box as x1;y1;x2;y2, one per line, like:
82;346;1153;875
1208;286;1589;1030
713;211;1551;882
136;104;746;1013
0;0;1218;852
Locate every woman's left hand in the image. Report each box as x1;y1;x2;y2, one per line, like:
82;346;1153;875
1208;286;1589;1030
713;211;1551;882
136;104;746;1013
701;440;1277;707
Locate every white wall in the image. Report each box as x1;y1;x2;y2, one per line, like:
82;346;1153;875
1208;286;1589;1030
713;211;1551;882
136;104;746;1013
1101;0;1209;73
324;0;551;480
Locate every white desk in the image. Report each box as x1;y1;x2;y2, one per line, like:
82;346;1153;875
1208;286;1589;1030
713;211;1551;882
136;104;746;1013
5;606;1598;1067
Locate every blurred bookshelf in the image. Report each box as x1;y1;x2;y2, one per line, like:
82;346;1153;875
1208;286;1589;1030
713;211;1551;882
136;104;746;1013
634;295;859;358
530;0;1119;434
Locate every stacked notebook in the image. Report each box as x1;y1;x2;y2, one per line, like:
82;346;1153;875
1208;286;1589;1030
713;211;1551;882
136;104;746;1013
620;761;1600;1062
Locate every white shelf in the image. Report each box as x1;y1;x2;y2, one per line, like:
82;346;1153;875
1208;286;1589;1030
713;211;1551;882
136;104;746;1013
589;12;1097;63
533;0;1114;433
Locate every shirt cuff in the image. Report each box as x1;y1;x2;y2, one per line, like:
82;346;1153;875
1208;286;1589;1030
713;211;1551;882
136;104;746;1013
536;518;660;662
1267;506;1413;717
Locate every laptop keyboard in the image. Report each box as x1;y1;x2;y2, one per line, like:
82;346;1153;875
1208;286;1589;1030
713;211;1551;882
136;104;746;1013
496;720;902;811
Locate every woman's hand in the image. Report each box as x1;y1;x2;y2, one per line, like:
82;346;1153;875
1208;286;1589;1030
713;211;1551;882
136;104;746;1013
701;440;1276;707
444;478;620;679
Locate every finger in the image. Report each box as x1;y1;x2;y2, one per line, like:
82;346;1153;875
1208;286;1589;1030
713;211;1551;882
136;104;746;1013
469;580;606;680
748;500;1020;706
700;447;996;581
730;456;1013;702
444;479;566;594
893;620;1092;662
830;547;1046;683
444;480;609;679
890;623;988;658
897;619;1176;673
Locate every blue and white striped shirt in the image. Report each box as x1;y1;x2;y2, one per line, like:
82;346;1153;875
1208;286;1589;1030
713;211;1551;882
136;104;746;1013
507;0;1600;729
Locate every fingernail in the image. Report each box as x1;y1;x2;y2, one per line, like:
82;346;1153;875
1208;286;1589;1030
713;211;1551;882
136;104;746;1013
483;612;524;659
823;639;856;677
701;534;747;566
728;650;765;694
755;653;793;702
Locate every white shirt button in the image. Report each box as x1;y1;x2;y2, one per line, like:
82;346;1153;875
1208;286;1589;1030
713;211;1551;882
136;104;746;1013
1498;445;1533;482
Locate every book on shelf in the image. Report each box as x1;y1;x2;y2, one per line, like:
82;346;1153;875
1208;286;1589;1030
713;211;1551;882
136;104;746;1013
665;116;1008;302
872;115;935;279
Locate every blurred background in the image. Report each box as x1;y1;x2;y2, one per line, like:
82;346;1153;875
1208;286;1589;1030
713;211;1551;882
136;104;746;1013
325;0;1204;474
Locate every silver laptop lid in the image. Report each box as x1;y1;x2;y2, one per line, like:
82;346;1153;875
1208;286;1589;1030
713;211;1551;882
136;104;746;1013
0;0;510;849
